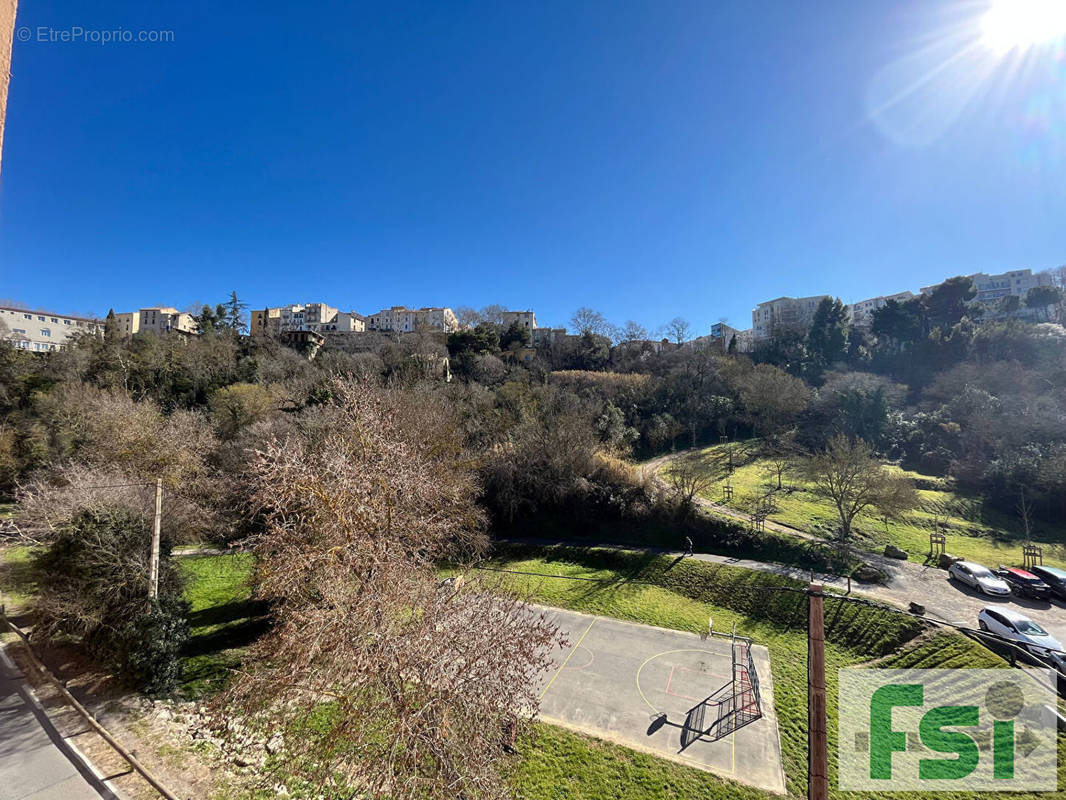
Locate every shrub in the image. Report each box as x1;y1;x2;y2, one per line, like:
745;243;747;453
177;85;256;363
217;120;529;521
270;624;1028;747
33;506;189;694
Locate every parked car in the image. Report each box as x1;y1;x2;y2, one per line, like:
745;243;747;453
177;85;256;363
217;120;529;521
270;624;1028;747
948;561;1011;596
978;607;1066;670
1030;565;1066;602
994;566;1052;600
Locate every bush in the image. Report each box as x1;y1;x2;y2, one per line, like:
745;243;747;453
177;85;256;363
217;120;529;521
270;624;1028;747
34;506;189;694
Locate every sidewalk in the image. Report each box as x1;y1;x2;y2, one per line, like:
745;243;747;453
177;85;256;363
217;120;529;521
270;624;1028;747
0;645;111;800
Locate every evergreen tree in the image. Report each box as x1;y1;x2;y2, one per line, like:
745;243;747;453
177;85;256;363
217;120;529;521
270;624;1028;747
806;297;849;373
225;291;248;334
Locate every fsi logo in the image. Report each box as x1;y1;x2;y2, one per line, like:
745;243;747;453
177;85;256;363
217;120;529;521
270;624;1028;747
838;669;1057;791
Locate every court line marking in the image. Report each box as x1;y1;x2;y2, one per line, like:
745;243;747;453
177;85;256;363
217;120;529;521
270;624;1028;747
539;617;596;700
635;648;723;715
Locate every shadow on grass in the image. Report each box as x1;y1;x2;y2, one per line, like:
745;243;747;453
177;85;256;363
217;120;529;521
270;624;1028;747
187;598;270;630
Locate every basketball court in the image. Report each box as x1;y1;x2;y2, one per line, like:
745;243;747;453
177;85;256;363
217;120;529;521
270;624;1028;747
535;607;786;794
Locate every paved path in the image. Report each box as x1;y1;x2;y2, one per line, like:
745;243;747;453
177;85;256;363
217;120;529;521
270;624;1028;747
638;453;1066;645
0;646;110;800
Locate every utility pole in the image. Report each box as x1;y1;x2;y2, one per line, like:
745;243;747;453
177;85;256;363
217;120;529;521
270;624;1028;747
148;477;162;601
808;582;828;800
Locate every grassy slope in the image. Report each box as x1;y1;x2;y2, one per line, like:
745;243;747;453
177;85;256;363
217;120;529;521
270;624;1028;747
682;443;1066;569
475;545;1066;800
68;548;1059;800
175;552;268;698
0;544;39;612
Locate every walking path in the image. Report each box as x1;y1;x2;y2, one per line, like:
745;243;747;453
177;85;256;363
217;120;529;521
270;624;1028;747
612;451;1066;643
0;645;110;800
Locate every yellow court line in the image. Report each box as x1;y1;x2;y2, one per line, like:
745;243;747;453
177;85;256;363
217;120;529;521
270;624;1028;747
539;617;596;700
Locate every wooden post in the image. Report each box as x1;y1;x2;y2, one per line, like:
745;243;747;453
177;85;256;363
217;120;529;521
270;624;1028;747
148;477;162;601
808;583;829;800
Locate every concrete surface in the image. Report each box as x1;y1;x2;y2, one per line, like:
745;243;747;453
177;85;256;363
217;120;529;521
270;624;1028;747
536;607;786;794
0;645;110;800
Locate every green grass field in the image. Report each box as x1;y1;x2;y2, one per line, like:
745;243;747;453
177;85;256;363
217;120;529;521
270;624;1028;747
175;552;268;698
678;443;1066;570
471;544;1066;800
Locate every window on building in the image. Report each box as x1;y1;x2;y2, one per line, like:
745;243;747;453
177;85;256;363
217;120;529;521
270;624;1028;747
51;318;58;323
13;328;25;334
24;313;31;319
38;316;45;321
64;319;71;325
41;328;51;337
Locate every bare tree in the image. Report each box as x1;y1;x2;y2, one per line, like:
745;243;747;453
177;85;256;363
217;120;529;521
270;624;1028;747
665;316;692;345
802;435;918;556
570;306;610;337
619;320;648;343
223;380;564;799
454;305;482;328
667;452;718;520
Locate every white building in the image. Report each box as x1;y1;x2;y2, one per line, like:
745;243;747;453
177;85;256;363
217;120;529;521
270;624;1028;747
921;269;1052;303
322;311;367;333
366;306;458;333
0;306;102;352
846;291;916;327
751;295;831;339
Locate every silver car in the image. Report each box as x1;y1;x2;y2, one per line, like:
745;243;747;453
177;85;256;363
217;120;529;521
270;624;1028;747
949;560;1011;596
978;607;1066;670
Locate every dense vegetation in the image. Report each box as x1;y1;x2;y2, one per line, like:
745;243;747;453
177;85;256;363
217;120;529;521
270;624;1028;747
2;275;1064;797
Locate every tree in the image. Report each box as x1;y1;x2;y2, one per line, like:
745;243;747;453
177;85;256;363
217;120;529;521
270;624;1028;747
195;304;220;336
802;435;918;555
735;363;810;438
667;452;717;520
570;306;611;337
225;381;563;798
923;276;976;331
103;309;119;343
871;298;923;350
26;499;189;694
224;291;248;334
665;317;692;345
1026;285;1063;322
620;320;648;343
806;298;849;373
499;319;532;350
209;383;276;439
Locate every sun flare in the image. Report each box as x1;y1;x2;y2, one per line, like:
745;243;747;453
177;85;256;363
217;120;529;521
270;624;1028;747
980;0;1066;53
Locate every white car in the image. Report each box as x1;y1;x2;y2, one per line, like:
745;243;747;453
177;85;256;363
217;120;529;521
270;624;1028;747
978;607;1066;669
949;561;1011;596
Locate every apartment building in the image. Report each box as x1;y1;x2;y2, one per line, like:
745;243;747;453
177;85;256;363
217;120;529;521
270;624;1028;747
254;303;367;335
500;310;537;333
366;306;459;333
846;291;916;327
116;307;198;337
920;269;1052;303
0;306;102;352
751;295;831;339
709;322;754;352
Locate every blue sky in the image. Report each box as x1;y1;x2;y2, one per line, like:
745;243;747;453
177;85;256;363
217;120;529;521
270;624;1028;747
1;1;1064;332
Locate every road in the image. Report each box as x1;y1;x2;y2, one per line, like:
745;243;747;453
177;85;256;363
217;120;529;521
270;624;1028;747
0;646;110;800
638;454;1066;647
